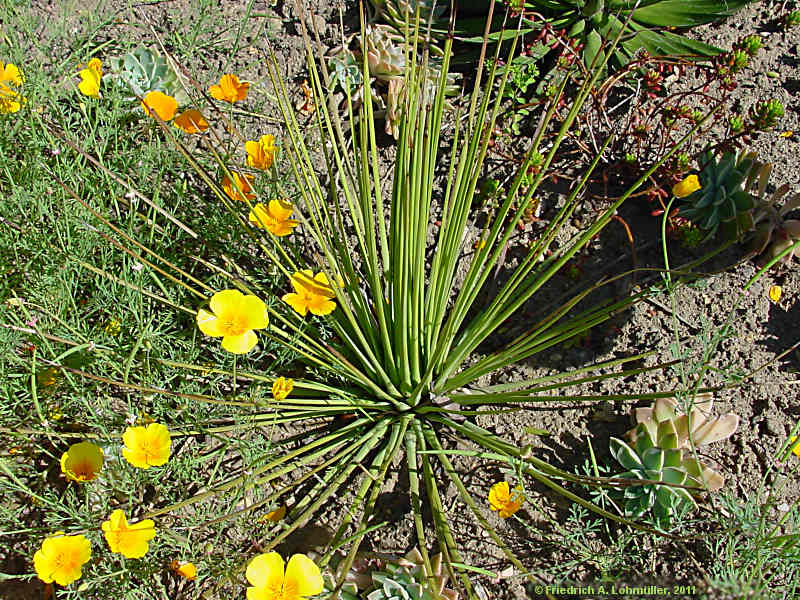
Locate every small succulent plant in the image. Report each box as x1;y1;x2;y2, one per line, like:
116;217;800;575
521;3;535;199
365;24;407;81
327;25;456;138
368;549;458;600
610;396;739;526
109;46;185;103
629;395;740;460
369;0;448;36
747;161;800;267
324;548;458;600
749;99;785;131
329;46;365;99
678;150;758;239
610;438;697;525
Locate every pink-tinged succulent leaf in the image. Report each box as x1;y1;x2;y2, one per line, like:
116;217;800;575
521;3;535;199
749;223;774;257
692;414;739;446
757;162;772;198
771;183;793;206
653;397;678;422
674;415;690;444
633;406;653;424
782;220;800;239
692;393;714;414
780;193;800;217
701;466;725;491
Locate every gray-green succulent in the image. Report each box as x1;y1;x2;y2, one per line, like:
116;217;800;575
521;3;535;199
109;46;185;104
324;549;458;600
368;0;448;36
610;396;739;526
678;149;758;239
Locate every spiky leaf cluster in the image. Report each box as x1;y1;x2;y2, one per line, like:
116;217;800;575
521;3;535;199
679;150;757;238
369;0;448;36
370;0;756;69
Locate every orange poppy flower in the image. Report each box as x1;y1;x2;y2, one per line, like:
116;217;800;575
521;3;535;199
222;172;256;202
209;74;249;103
170;560;198;580
245;134;277;170
141;91;178;121
174;109;209;134
249;200;299;236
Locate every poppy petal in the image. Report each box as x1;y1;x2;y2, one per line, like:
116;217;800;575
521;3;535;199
285;554;324;596
197;308;224;337
221;331;258;354
246;552;285;589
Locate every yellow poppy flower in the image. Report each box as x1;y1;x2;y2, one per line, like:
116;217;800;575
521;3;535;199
170;560;198;580
122;423;171;468
245;552;323;600
769;285;782;303
0;84;23;113
141;90;178;121
1;62;23;86
0;62;24;114
272;377;293;401
102;509;156;559
249;200;299;236
77;58;102;98
245;134;277;170
222;172;256;203
174;109;209;134
282;270;337;317
790;436;800;458
209;73;249;103
672;174;701;198
196;289;268;354
33;533;92;586
488;481;523;518
60;441;104;482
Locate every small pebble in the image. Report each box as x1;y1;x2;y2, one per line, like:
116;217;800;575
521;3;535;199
765;415;785;436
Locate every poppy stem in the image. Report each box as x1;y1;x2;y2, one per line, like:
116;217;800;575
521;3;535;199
232;356;237;395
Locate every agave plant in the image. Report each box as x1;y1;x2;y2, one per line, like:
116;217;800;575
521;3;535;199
747;161;800;267
528;0;756;68
678;149;758;239
370;0;755;69
42;7;737;597
610;396;739;525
